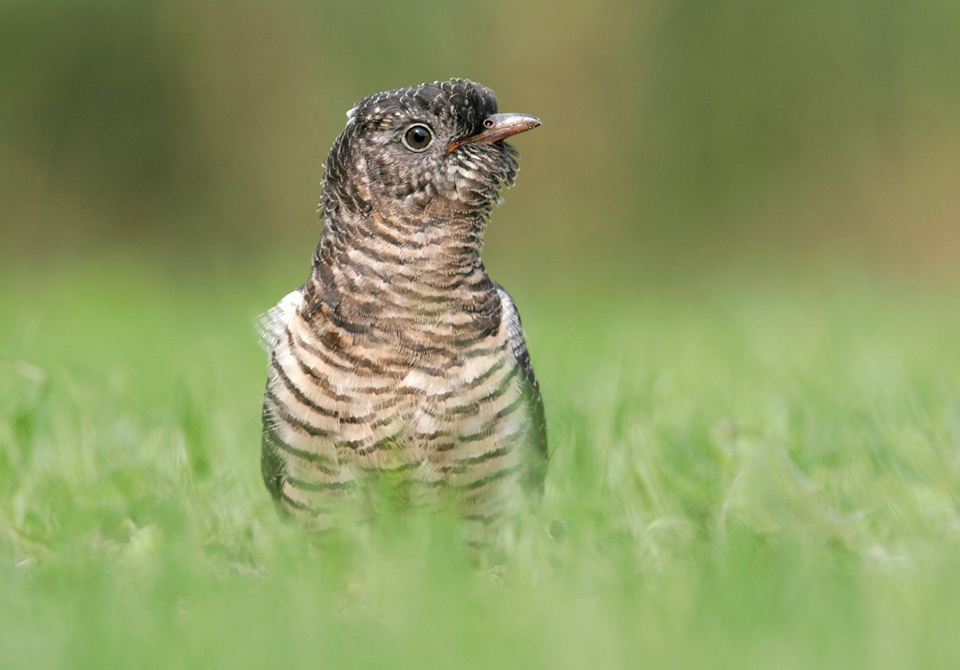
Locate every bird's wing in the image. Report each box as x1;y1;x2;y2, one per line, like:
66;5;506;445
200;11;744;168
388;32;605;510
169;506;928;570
257;288;306;505
495;284;548;496
256;289;304;354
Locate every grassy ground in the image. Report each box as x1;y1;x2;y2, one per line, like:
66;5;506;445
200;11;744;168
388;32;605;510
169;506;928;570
2;255;960;669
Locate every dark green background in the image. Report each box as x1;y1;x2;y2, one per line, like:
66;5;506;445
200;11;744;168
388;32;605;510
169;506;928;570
3;0;957;285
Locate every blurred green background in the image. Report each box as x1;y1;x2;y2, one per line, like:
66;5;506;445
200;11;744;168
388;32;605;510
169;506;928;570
3;3;960;668
2;0;957;281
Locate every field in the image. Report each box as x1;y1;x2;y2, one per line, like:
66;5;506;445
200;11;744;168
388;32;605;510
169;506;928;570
2;255;959;668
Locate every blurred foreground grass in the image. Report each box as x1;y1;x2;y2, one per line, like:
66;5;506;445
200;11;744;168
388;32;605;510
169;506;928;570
2;255;960;668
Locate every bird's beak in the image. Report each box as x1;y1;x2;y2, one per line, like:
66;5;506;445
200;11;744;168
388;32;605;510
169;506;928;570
447;113;542;153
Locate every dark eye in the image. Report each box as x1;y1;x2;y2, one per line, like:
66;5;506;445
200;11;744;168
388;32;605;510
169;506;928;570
402;124;434;152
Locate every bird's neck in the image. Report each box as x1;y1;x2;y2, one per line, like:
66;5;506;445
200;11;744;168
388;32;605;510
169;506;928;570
307;210;499;332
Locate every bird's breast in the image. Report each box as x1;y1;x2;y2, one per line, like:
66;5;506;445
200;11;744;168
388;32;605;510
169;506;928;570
267;306;531;480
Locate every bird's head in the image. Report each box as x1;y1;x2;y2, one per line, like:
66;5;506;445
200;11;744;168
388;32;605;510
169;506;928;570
318;79;541;222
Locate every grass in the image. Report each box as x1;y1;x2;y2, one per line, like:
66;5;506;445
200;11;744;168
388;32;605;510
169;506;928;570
2;254;960;669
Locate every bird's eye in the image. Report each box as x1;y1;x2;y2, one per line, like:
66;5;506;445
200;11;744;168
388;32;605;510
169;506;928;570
402;124;434;152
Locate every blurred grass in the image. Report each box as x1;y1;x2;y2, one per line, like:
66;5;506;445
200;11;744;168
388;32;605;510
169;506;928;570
2;256;960;668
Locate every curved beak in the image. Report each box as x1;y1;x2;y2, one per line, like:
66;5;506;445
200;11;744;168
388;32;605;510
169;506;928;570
448;113;542;153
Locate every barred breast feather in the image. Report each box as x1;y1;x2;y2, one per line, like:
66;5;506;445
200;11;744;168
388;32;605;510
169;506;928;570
259;279;547;536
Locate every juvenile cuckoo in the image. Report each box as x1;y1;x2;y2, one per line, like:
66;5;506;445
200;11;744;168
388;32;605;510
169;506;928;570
259;79;546;540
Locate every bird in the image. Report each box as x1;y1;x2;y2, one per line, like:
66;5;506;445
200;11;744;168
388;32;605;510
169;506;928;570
258;79;546;545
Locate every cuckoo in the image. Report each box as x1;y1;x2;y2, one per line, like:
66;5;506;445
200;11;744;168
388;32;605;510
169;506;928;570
258;79;546;542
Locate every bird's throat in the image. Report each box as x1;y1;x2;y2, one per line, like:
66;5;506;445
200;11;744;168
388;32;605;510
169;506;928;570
309;211;498;337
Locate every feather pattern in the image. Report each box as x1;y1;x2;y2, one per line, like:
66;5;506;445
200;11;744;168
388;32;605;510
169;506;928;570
259;79;545;541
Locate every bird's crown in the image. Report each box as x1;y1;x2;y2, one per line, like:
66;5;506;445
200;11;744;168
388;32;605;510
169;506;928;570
346;79;499;139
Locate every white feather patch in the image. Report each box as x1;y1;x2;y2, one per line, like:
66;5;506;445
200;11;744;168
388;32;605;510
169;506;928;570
256;289;303;354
